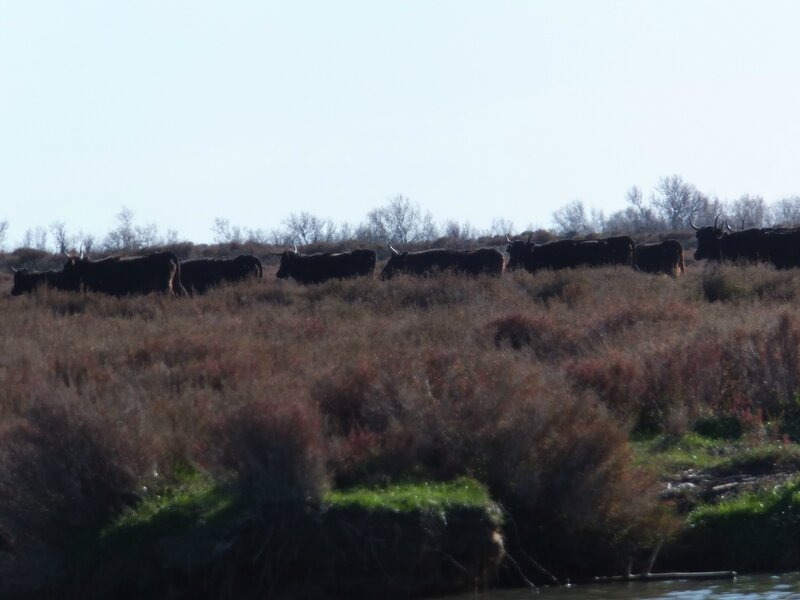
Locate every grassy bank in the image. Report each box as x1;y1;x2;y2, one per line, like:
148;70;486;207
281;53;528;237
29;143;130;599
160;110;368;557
3;260;800;595
61;475;502;599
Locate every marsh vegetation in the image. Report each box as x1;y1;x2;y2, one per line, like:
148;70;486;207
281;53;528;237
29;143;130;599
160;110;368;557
2;257;800;596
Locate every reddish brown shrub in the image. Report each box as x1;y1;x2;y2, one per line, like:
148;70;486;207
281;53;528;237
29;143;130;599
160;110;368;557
723;313;800;438
589;301;699;340
313;359;403;436
312;347;670;575
566;351;647;422
214;396;328;503
0;394;145;551
489;313;580;359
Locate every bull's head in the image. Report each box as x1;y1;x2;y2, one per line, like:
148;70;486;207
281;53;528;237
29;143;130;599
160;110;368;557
691;215;725;261
380;244;406;280
505;234;533;271
275;250;295;279
10;268;29;296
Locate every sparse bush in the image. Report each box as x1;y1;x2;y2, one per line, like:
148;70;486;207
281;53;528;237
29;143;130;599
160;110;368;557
729;312;800;440
702;265;748;302
566;351;646;423
490;313;581;360
532;270;587;305
214;397;328;504
0;394;145;551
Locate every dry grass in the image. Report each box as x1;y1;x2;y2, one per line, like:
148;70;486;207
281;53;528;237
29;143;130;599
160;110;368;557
3;261;800;578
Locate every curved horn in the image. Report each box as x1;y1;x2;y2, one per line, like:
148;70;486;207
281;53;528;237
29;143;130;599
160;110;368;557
293;244;298;253
713;214;720;229
388;243;399;256
689;218;700;231
506;235;512;244
10;266;17;273
725;221;734;232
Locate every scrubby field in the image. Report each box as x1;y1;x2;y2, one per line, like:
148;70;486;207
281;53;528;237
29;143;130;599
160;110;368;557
3;260;800;596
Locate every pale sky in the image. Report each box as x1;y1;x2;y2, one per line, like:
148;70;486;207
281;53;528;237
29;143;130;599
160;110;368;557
3;1;800;246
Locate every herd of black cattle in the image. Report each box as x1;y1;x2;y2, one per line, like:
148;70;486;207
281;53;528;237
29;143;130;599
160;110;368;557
7;219;800;297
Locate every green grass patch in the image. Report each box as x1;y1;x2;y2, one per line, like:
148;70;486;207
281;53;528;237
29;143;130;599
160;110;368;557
631;432;729;472
689;481;800;526
678;477;800;571
325;477;498;518
632;432;800;477
101;477;237;545
709;444;800;477
70;466;239;570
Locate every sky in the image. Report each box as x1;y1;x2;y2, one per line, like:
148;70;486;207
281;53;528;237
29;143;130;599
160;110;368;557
3;1;800;247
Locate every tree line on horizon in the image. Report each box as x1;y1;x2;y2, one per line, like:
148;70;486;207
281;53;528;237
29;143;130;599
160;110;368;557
3;175;800;256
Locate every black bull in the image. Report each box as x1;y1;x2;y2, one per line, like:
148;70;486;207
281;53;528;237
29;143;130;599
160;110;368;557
62;251;186;296
276;249;376;284
692;223;800;268
506;236;635;273
180;255;263;294
380;247;505;279
10;268;79;295
634;240;685;277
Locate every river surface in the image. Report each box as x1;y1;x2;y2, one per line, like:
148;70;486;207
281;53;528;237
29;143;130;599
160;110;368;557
441;573;800;599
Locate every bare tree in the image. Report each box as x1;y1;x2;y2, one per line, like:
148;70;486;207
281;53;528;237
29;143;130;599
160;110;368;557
136;221;159;249
489;217;514;237
589;207;606;233
212;217;243;244
243;228;270;244
0;220;8;251
163;228;180;245
771;196;800;227
50;221;71;254
363;195;437;244
76;232;95;254
101;206;161;251
605;186;664;235
33;227;47;250
442;220;475;240
627;185;644;211
691;193;725;227
265;228;293;246
605;208;637;234
651;175;704;230
626;185;662;232
728;195;766;229
104;206;138;251
282;211;336;246
25;227;48;251
337;222;355;242
552;200;592;236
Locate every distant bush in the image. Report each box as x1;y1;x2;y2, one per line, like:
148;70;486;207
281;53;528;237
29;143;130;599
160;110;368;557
489;313;581;360
702;265;748;302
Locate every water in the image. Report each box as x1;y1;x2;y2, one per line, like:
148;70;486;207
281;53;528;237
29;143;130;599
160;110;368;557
442;573;800;600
